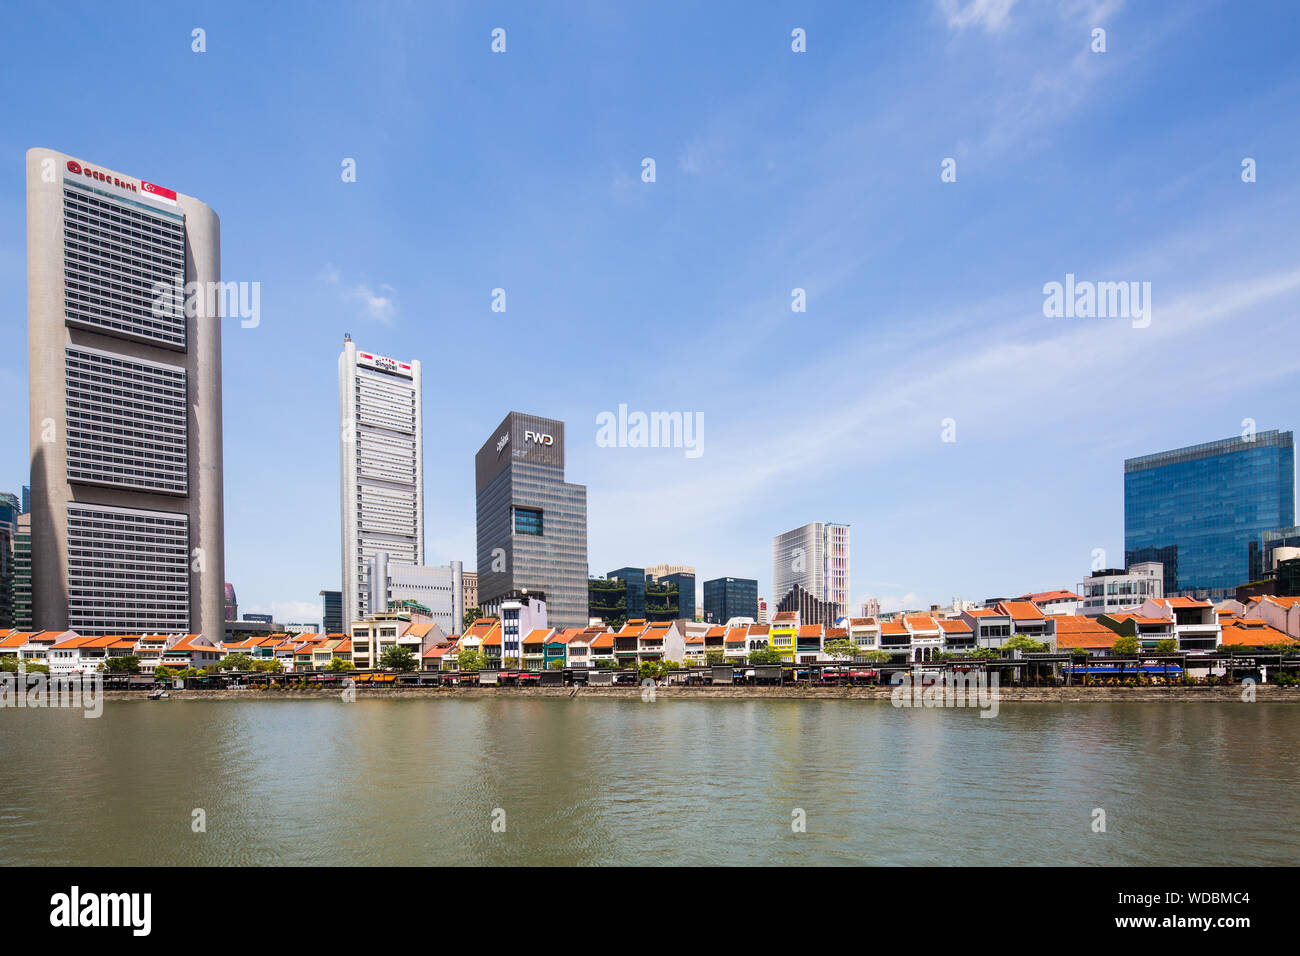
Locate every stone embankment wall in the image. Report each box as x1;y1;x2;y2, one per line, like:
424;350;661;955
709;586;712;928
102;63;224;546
100;685;1300;703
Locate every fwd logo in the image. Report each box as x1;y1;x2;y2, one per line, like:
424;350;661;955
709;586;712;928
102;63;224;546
524;430;554;446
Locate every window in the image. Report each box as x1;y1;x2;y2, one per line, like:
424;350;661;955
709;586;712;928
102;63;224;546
512;506;543;536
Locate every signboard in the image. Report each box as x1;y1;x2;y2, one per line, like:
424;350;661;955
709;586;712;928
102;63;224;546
357;351;413;377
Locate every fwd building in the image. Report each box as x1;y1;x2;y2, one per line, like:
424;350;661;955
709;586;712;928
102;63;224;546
338;336;423;629
475;412;588;629
26;148;224;637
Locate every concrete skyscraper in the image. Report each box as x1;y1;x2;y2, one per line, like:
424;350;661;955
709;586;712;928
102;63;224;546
772;521;851;619
26;148;224;636
337;336;424;630
475;412;588;629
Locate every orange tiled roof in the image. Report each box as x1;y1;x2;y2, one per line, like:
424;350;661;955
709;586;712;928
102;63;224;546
747;624;769;635
936;619;972;633
724;627;747;644
796;624;823;638
1052;616;1118;649
996;601;1044;621
1221;619;1295;646
880;621;907;635
1015;590;1080;603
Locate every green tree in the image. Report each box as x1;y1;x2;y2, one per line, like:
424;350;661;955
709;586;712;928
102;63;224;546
104;655;141;674
548;659;565;669
964;647;1001;660
1113;634;1140;656
858;650;893;664
251;658;284;673
748;647;784;665
153;665;175;681
217;652;255;671
326;657;352;673
1003;634;1046;654
1;657;49;673
457;648;485;672
823;639;859;660
379;645;417;672
462;607;481;631
1154;638;1178;654
502;656;519;669
704;650;725;665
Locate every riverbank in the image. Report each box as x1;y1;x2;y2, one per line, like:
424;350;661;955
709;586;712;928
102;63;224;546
100;684;1300;702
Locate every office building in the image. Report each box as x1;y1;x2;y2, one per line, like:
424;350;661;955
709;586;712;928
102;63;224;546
1125;431;1295;599
365;553;464;636
475;412;588;629
224;582;238;621
608;567;647;619
243;613;273;624
757;596;768;625
319;589;343;635
338;335;423;629
772;521;850;618
703;576;758;624
660;570;696;621
462;570;478;615
1078;564;1164;617
645;563;694;581
27;148;224;636
0;492;17;627
774;582;841;627
12;513;32;629
589;575;630;628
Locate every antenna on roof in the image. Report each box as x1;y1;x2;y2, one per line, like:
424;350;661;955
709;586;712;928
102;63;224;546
344;332;352;343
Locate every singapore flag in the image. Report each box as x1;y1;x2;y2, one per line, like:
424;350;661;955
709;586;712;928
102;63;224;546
141;180;178;205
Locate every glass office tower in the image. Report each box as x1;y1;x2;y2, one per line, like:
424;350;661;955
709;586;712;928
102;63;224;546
476;412;589;629
703;576;758;623
607;567;646;618
660;571;696;621
1124;430;1295;600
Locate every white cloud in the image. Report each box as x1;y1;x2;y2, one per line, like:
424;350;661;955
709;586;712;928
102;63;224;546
320;263;397;323
939;0;1019;33
245;600;321;627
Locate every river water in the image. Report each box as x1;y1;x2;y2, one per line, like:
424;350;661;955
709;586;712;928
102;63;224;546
1;698;1295;866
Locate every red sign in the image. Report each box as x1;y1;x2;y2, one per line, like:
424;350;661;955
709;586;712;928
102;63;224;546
65;159;138;193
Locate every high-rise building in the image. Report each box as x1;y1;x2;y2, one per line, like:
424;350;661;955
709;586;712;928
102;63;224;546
475;412;588;629
860;597;881;619
772;521;850;619
365;554;464;636
1125;430;1296;600
645;563;694;581
608;567;647;619
12;513;32;629
660;571;696;621
462;570;478;617
757;596;768;625
319;589;344;635
223;582;238;621
27;148;224;636
338;335;423;629
703;576;758;624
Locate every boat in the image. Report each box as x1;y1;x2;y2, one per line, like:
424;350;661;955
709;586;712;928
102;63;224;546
147;689;169;700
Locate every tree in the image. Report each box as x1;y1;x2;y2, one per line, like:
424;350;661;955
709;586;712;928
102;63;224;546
1003;634;1046;654
705;650;725;665
748;647;784;665
858;650;893;664
379;645;417;672
457;648;485;672
1;657;48;673
326;657;351;673
217;652;255;672
1113;634;1140;656
548;659;565;669
502;656;519;669
153;665;175;681
823;639;859;660
965;647;1001;660
104;655;141;674
463;607;481;631
1154;639;1178;654
251;659;284;673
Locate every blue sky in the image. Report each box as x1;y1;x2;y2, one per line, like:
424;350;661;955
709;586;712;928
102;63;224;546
3;1;1299;624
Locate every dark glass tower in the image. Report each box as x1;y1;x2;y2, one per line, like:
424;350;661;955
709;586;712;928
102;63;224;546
660;571;696;621
703;576;758;623
608;567;646;618
476;412;589;629
1125;430;1295;600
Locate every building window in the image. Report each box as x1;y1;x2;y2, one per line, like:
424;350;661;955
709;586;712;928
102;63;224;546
512;506;543;536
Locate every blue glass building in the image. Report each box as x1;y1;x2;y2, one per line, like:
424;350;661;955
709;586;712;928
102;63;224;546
1124;430;1295;600
703;576;758;624
607;567;646;619
660;571;696;621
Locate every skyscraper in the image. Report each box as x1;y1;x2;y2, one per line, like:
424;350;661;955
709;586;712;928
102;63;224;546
703;576;758;624
475;412;588;629
319;589;344;635
337;336;423;630
1125;430;1296;599
27;148;224;636
772;521;850;619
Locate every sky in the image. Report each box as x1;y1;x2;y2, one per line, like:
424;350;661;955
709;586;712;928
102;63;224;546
2;1;1299;625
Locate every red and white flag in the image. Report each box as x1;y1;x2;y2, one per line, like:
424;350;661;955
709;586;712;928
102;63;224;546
141;180;178;205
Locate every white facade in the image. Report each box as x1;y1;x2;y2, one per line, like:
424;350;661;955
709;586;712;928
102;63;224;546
1078;563;1163;617
338;337;423;630
772;521;851;618
367;557;464;636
